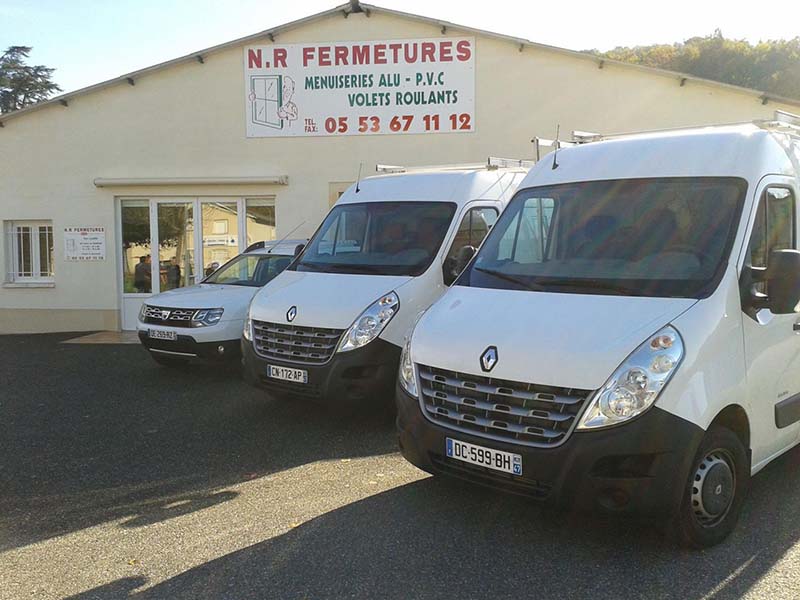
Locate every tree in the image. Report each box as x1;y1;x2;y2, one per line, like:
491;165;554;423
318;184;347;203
0;46;61;114
589;33;800;102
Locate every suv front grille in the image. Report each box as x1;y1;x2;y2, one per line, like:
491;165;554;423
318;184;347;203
143;305;196;328
252;320;344;365
418;365;593;448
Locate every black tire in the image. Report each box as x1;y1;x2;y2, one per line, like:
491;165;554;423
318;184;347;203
674;425;750;548
150;352;189;368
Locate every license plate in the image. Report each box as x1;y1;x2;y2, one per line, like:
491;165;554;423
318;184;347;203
446;438;522;475
267;365;308;384
149;329;177;341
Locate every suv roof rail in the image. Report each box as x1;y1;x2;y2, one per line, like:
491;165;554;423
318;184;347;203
244;241;266;252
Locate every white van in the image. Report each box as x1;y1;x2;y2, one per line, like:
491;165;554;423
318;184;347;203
137;239;304;366
242;161;528;406
396;113;800;547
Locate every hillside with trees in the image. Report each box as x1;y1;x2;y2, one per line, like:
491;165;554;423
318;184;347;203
591;31;800;101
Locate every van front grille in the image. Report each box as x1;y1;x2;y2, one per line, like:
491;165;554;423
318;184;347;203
252;320;343;365
418;364;593;448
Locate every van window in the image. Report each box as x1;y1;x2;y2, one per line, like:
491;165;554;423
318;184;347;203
443;207;498;285
748;187;795;293
463;177;746;298
294;201;457;276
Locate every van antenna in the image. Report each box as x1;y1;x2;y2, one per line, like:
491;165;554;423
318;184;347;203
267;221;306;253
551;125;560;170
355;161;363;193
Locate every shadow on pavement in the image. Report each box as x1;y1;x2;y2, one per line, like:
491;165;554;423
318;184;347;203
0;333;396;551
71;446;800;600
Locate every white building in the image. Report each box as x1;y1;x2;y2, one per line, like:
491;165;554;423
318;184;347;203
2;1;798;333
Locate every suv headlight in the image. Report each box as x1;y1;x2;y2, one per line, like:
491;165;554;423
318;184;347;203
191;308;224;327
337;292;399;353
138;304;148;322
577;325;684;430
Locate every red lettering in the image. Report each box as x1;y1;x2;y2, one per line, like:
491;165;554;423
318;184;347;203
439;41;453;62
373;43;387;65
247;49;262;69
302;47;315;67
456;40;472;61
318;46;331;67
273;48;287;68
353;45;370;65
388;43;403;63
421;42;436;63
404;43;418;63
334;46;348;65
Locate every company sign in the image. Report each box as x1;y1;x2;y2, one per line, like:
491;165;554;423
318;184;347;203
244;38;475;138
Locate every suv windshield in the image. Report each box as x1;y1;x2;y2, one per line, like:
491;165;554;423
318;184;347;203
294;201;457;276
204;253;293;287
461;177;746;298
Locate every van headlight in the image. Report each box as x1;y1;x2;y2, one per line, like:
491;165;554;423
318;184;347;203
243;316;253;341
191;308;224;327
399;335;418;397
577;325;684;430
337;292;399;353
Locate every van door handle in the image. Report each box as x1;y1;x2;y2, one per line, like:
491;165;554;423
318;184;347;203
794;322;800;332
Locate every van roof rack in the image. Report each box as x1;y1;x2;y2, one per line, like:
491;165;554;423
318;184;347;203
533;111;800;153
375;156;534;174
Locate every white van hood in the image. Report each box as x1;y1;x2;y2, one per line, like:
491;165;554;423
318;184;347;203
249;270;413;329
412;286;696;391
147;284;257;320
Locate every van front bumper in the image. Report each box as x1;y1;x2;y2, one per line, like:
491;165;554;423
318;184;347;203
396;385;704;516
242;337;402;407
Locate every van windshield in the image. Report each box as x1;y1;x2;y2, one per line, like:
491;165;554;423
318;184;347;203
461;177;746;298
204;253;293;287
294;201;457;276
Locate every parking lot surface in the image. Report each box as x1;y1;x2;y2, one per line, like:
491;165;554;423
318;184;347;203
3;334;800;599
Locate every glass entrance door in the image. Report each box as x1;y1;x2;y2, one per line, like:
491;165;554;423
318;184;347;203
119;196;276;330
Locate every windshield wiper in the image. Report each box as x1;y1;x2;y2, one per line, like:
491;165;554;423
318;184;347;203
533;277;642;295
473;267;544;291
297;261;328;271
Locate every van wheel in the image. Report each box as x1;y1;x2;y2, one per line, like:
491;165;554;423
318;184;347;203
674;425;749;548
150;353;188;368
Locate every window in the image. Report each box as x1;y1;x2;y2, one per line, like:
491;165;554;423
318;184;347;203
465;178;746;299
443;207;498;285
245;199;276;245
5;220;54;284
748;186;796;294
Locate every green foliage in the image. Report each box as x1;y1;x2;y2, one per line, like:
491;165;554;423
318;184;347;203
0;46;61;114
591;31;800;101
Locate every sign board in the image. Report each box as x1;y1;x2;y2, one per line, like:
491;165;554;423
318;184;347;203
64;227;106;261
244;38;475;138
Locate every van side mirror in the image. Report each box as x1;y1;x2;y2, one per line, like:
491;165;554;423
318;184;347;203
294;243;305;257
744;249;800;315
455;245;477;275
765;249;800;314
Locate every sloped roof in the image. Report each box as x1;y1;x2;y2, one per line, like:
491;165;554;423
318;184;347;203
2;0;799;126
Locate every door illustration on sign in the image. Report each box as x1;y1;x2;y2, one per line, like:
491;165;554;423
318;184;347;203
250;75;283;129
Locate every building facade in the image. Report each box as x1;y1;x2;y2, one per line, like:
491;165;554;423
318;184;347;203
2;2;799;333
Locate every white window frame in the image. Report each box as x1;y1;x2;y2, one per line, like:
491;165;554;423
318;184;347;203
4;220;55;286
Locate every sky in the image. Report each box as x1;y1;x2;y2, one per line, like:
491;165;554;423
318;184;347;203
2;0;800;94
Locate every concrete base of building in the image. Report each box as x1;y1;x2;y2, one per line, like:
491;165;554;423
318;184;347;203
0;309;119;334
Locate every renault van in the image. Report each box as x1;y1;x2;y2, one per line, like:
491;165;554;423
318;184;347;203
137;239;304;366
242;161;528;406
396;114;800;547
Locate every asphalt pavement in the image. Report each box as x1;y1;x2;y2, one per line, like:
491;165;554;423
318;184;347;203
3;333;800;599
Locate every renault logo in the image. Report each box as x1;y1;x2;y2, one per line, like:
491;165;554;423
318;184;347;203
480;346;498;372
286;306;297;322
